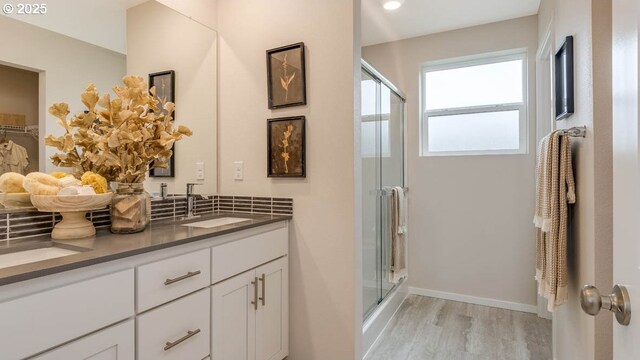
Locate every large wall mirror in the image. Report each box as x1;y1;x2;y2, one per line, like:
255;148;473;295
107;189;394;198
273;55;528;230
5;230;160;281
0;0;217;209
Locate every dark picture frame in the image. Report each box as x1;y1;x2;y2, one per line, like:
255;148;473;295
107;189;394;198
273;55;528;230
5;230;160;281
555;36;574;121
266;42;307;109
267;116;306;178
148;70;176;177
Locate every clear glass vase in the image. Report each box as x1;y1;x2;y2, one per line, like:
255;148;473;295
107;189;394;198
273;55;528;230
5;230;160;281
110;182;149;234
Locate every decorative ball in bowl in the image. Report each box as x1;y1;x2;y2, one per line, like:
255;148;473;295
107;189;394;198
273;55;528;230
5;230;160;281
0;193;33;209
31;193;113;240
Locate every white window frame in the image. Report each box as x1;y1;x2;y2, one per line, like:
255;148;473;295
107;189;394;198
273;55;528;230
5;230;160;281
419;49;529;157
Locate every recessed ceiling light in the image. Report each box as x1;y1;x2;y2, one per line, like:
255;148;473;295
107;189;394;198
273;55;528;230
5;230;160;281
382;0;404;10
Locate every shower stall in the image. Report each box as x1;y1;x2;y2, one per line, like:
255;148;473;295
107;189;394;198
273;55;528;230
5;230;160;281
360;60;406;330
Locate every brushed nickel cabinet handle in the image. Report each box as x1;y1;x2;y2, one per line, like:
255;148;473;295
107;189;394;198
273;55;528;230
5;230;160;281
258;273;266;306
164;270;201;286
163;328;201;351
251;277;258;310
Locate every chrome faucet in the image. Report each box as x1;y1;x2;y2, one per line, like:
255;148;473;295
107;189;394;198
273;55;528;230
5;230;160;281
186;183;201;219
160;183;168;200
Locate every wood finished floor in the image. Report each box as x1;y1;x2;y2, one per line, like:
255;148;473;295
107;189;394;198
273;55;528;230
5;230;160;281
365;295;552;360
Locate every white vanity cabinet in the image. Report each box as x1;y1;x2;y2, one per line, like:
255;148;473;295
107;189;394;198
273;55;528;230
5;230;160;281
210;225;289;360
0;220;289;360
211;257;288;360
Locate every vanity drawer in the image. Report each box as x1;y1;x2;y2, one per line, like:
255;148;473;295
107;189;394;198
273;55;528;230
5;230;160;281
137;288;210;360
137;248;210;312
0;269;134;360
211;226;287;283
33;319;135;360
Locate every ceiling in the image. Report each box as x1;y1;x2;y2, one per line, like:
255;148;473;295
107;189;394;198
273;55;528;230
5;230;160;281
120;0;150;9
362;0;541;46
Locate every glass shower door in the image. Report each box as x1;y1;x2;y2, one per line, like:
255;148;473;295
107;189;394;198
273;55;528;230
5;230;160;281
361;69;381;317
380;85;405;301
361;64;405;321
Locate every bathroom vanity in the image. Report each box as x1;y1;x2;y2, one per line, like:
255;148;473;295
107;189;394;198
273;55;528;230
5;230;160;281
0;214;290;360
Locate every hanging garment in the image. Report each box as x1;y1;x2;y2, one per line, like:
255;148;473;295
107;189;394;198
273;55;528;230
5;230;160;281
534;131;576;312
0;140;29;174
389;186;408;284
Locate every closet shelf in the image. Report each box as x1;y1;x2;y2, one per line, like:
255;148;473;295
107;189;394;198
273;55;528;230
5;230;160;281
0;124;39;139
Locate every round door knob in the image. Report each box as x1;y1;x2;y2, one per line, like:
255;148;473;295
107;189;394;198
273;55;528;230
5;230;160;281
580;285;604;316
580;284;631;326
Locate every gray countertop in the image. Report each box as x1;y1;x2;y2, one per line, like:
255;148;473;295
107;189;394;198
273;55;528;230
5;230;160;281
0;213;291;286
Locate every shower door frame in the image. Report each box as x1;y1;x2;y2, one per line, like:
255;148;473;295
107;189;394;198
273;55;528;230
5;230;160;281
361;60;407;321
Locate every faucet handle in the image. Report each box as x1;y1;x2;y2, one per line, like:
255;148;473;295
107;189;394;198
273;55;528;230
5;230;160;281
186;183;201;195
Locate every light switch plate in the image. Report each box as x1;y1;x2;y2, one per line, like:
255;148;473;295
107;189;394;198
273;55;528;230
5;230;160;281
196;161;205;180
234;161;244;181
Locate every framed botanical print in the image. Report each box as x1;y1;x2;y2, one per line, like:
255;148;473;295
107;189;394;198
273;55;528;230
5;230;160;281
267;116;306;178
266;43;307;109
149;70;175;177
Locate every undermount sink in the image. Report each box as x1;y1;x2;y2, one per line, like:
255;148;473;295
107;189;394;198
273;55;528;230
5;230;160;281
0;241;89;269
182;217;251;229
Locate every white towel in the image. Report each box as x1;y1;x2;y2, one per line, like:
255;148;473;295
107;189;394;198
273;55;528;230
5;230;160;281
390;186;407;283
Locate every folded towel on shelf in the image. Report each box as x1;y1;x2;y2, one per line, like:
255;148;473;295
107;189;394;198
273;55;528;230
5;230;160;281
534;130;576;312
390;186;407;284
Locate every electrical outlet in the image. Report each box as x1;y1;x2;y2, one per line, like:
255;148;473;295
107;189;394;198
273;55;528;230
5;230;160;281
234;161;244;181
196;162;205;180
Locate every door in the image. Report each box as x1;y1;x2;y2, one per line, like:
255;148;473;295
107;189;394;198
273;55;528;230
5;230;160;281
612;0;640;358
535;26;554;320
255;257;288;360
361;62;407;321
361;67;382;318
211;271;256;360
33;320;134;360
379;83;404;300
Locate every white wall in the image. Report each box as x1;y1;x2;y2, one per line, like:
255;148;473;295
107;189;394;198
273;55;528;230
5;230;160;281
127;0;218;195
0;15;126;173
156;0;217;30
0;0;129;54
538;0;613;359
362;16;539;310
216;0;361;359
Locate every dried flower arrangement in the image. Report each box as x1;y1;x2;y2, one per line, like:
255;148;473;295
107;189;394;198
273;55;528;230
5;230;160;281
45;75;192;183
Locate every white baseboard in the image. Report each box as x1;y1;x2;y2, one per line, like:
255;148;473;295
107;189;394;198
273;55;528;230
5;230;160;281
409;287;537;314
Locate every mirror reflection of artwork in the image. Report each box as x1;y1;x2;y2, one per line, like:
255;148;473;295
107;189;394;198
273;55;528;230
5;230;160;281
267;43;306;109
555;36;574;121
149;70;175;177
267;116;305;178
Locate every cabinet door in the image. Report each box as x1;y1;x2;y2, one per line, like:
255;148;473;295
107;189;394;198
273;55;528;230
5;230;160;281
33;320;134;360
211;270;256;360
255;257;288;360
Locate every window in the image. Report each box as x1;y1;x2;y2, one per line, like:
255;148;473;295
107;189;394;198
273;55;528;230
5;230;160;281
361;77;391;158
420;51;528;156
